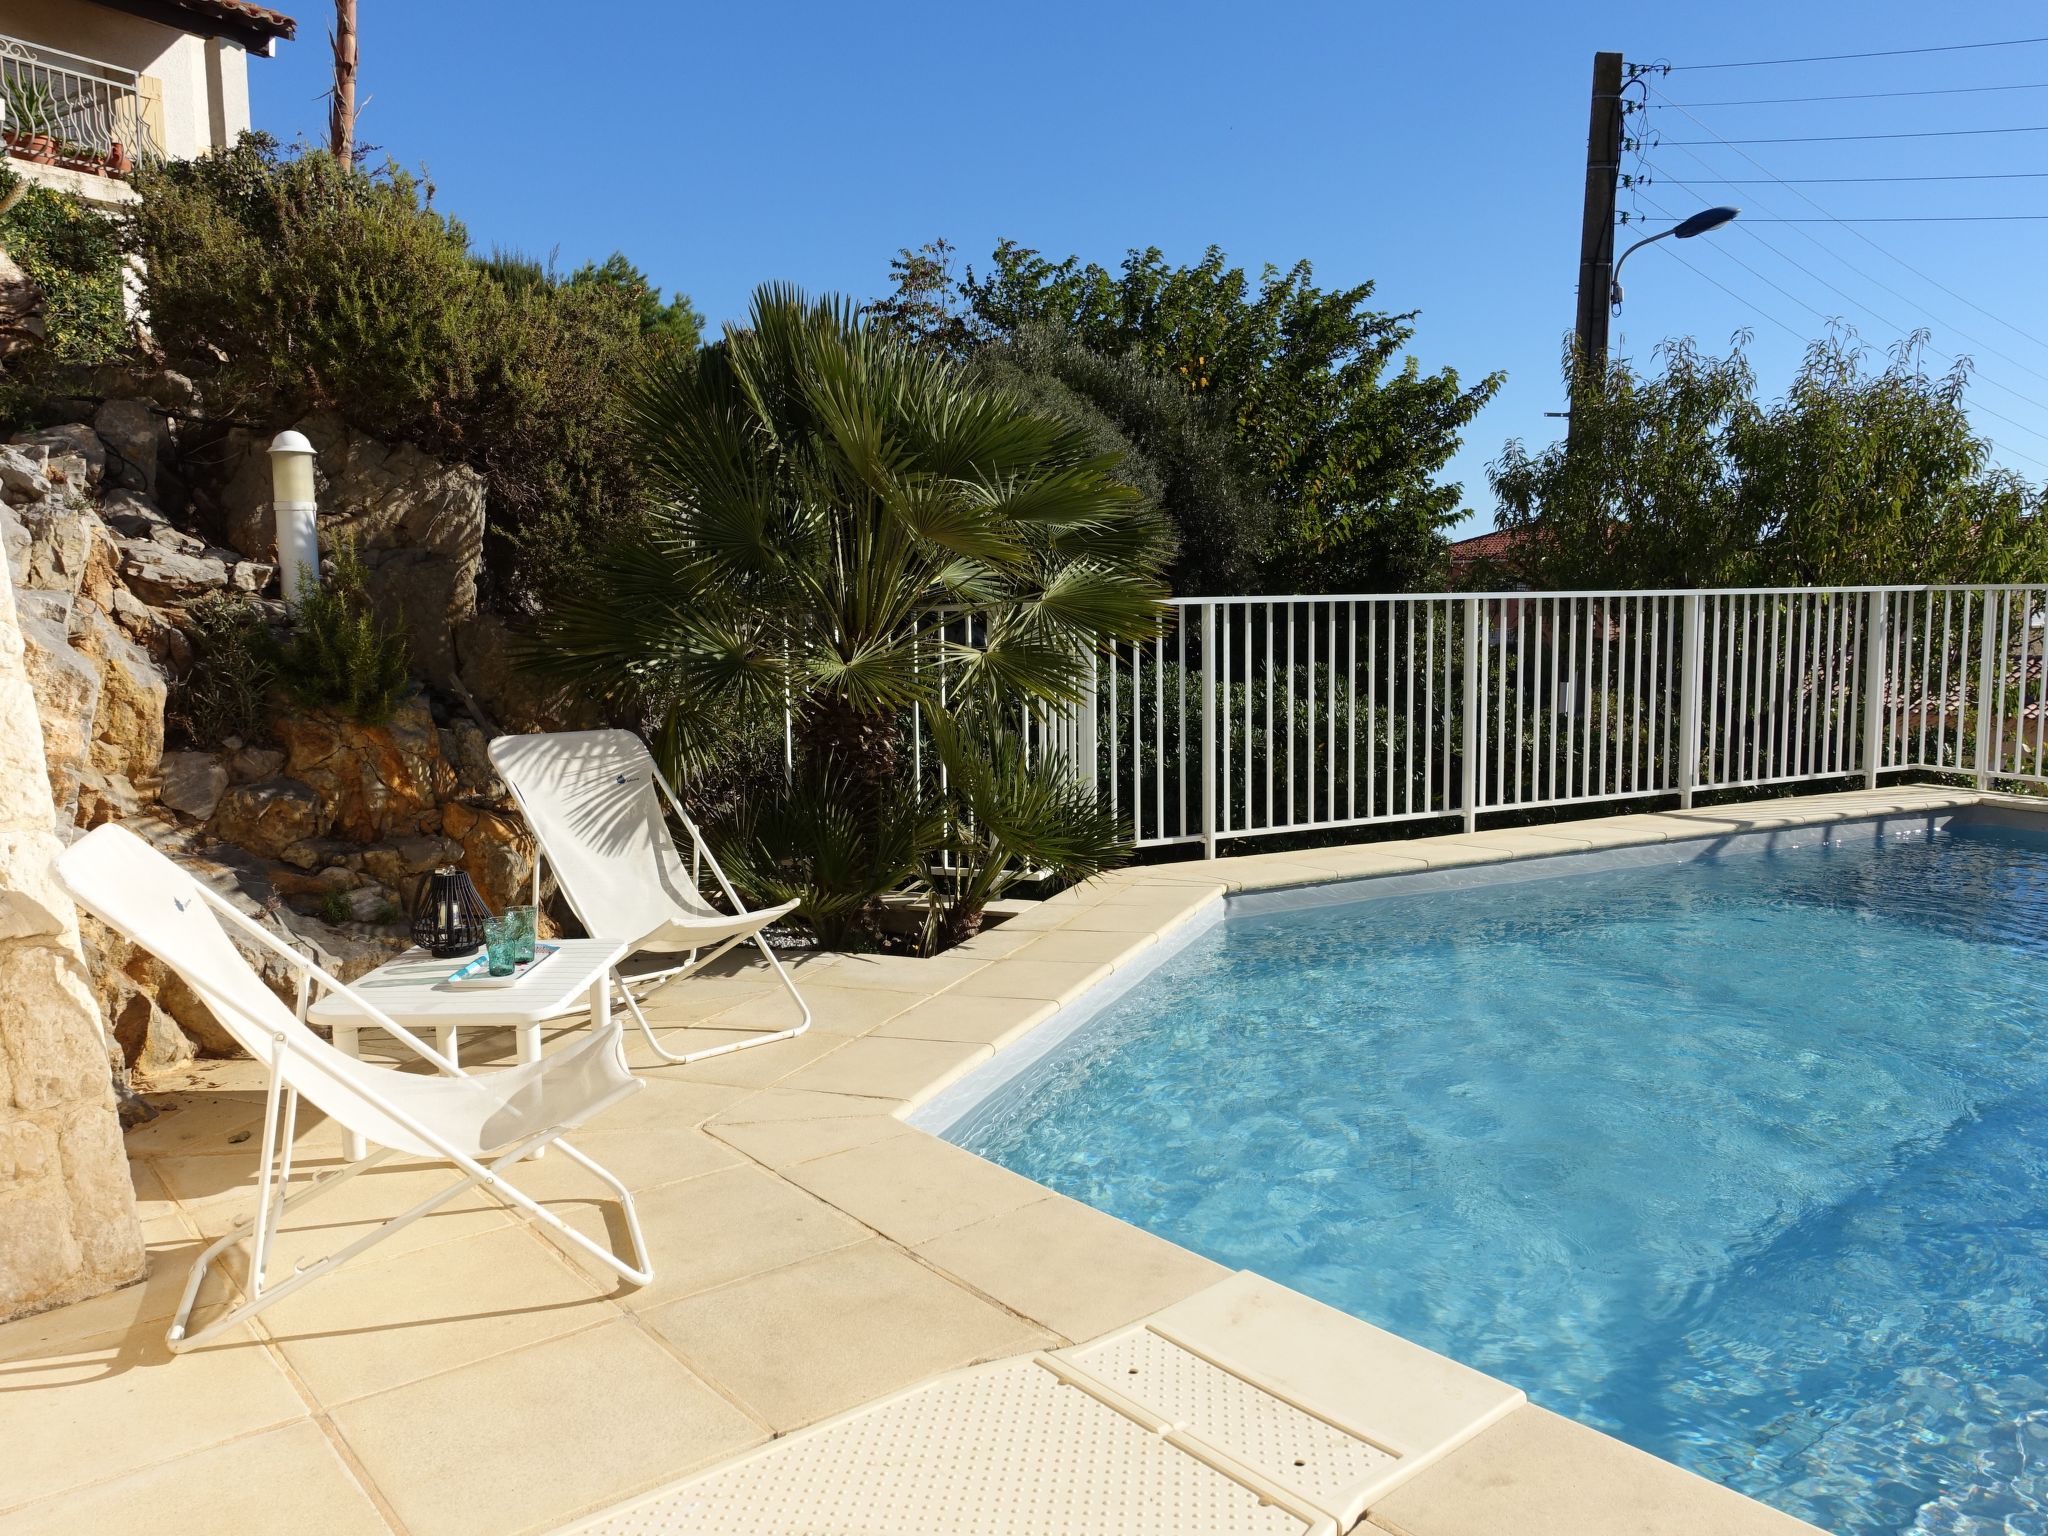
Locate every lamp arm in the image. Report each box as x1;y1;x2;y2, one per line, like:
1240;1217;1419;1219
1609;228;1674;310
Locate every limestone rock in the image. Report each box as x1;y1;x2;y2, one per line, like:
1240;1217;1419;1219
14;595;99;821
0;444;48;502
71;605;165;788
117;539;229;604
230;561;275;595
456;612;599;734
111;985;195;1078
9;424;103;488
443;798;535;914
360;835;460;889
220;414;484;685
10;494;102;601
92;399;164;496
75;769;141;828
227;744;285;783
276;697;449;843
158;751;229;821
210;776;329;860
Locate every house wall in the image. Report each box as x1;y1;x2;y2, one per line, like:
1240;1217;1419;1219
5;0;252;158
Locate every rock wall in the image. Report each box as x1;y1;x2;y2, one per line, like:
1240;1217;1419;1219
0;526;143;1322
6;403;551;1079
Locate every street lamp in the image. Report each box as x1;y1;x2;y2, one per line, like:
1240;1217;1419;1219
1610;205;1739;313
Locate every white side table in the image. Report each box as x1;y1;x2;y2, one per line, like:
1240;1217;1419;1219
310;938;628;1159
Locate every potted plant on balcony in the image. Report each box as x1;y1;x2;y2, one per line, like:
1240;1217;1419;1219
1;79;61;164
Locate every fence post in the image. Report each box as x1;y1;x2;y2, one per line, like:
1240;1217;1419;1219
1460;597;1481;833
1860;589;1887;790
1199;602;1218;859
1678;592;1704;809
1076;647;1098;798
1974;590;1999;790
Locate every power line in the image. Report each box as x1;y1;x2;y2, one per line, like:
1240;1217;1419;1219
1627;195;2048;470
1656;123;2048;145
1642;160;2048;391
1668;80;2048;107
1644;82;2048;356
1649;171;2048;184
1660;37;2048;72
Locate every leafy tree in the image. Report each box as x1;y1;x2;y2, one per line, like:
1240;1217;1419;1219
568;252;704;351
1489;333;2048;589
863;237;973;356
971;324;1274;593
959;242;1502;592
0;172;131;422
533;287;1170;941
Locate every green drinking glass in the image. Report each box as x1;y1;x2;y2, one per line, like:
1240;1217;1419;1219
506;904;537;964
482;914;520;977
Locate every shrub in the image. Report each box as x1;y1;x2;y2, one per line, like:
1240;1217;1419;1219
171;592;276;747
128;136;699;600
0;171;132;426
273;540;413;724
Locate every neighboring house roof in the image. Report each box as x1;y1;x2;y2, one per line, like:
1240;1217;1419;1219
1447;528;1527;566
91;0;297;49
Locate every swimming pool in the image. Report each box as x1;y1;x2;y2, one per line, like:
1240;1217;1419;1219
938;813;2048;1536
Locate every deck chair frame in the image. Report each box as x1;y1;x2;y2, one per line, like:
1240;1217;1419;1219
64;864;652;1354
498;734;812;1067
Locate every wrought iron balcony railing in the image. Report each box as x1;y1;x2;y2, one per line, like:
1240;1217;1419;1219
1;32;160;178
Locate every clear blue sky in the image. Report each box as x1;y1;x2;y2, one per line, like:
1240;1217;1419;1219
251;3;2048;536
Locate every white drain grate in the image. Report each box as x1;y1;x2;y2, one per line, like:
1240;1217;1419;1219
1065;1327;1399;1516
574;1357;1311;1536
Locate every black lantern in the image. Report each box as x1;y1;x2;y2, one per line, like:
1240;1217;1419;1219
410;866;492;957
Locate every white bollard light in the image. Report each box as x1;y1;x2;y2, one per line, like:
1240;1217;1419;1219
268;430;319;610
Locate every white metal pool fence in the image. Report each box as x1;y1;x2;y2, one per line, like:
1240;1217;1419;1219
1036;585;2047;857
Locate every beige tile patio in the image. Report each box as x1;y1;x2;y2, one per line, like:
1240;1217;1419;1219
0;1323;308;1511
705;981;926;1037
118;1089;275;1156
772;1035;992;1106
517;1120;743;1196
1009;926;1156;965
253;1223;611;1405
0;1229;235;1365
946;956;1110;1002
946;922;1044;958
593;1073;753;1130
6;1420;390;1536
1365;1404;1821;1536
868;992;1056;1048
331;1320;761;1536
779;1132;1048;1247
126;1158;179;1222
812;950;989;990
640;1026;845;1087
705;1086;912;1125
708;1111;911;1171
641;1239;1053;1434
557;1161;868;1309
1059;896;1220;934
168;1157;514;1278
916;1195;1229;1345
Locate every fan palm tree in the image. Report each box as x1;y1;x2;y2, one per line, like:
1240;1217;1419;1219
539;284;1173;804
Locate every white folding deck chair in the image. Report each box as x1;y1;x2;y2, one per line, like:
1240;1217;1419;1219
57;823;654;1354
489;729;812;1065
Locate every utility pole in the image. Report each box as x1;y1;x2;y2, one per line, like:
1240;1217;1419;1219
1572;51;1626;378
328;0;358;163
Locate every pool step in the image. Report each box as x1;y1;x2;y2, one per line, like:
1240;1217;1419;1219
560;1272;1523;1535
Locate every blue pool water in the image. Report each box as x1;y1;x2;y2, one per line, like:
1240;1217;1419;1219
950;819;2048;1536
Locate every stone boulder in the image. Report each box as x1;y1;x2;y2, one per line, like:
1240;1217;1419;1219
211;777;330;861
455;612;601;735
158;751;229;821
14;592;99;822
275;696;451;844
70;604;165;791
442;798;535;915
9;424;104;489
219;413;484;685
93;400;168;497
